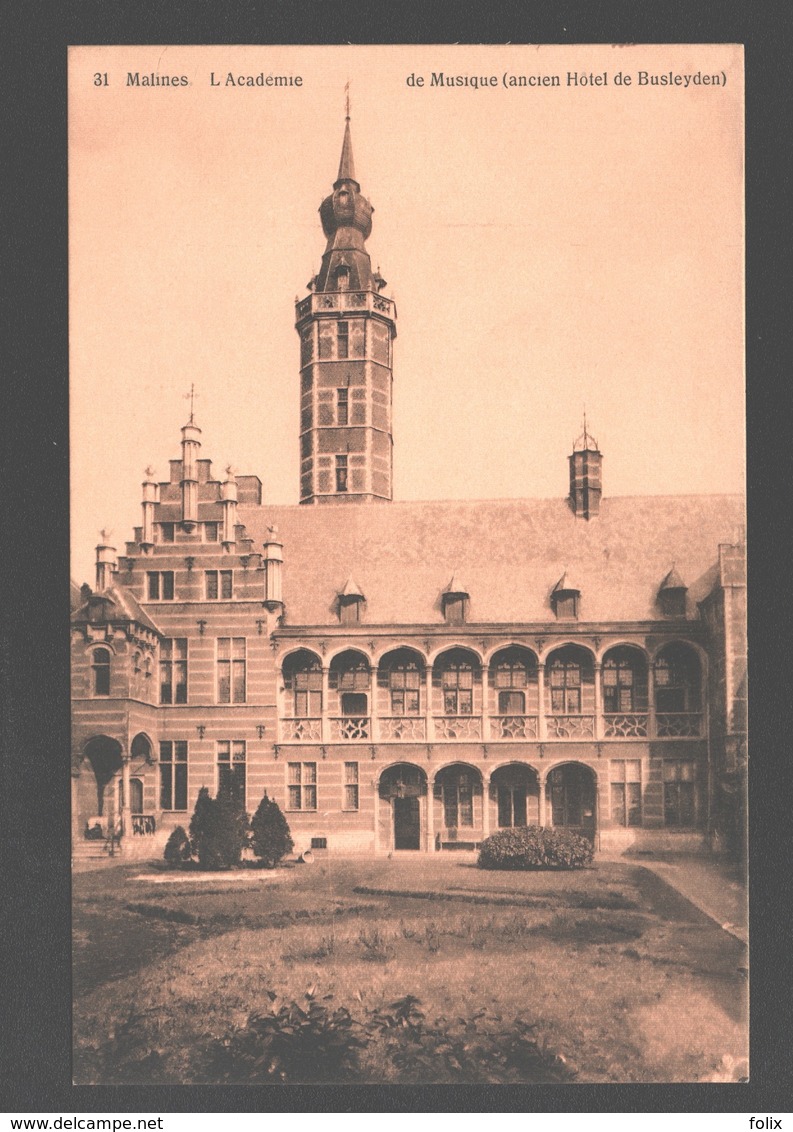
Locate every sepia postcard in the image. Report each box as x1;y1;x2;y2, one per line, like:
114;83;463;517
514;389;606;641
68;44;747;1087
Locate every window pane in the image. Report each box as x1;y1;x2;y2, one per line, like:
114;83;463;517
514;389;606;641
443;786;458;828
288;763;301;785
288;785;301;809
206;572;218;599
233;638;246;658
459;689;473;714
232;660;246;702
160;741;173;763
459;785;474;827
174;742;188;761
611;783;626;826
147;573;160;599
160;765;173;810
344;762;358;784
217;638;230;659
304;763;317;784
95;664;110;696
344;784;359;810
626;783;641;827
162;573;174;600
679;782;696;825
175;663;187;703
218;662;230;702
174;763;188;811
567;688;581;713
221;572;233;599
304;785;317;810
232;741;246;762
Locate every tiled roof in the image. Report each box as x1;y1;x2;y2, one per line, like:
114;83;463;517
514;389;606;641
237;494;745;626
70;584;161;634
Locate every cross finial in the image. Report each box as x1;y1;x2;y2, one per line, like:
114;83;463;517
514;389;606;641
99;527;112;543
145;464;155;479
184;383;198;423
345;80;350;120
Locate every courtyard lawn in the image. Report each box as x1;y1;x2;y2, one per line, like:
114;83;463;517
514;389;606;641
72;855;747;1084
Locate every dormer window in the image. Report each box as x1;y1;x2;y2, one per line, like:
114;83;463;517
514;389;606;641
441;576;469;624
657;568;688;618
551;574;580;621
335;266;350;292
338;578;365;624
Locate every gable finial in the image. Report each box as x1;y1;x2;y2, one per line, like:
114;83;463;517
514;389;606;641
345;79;351;121
184;383;199;424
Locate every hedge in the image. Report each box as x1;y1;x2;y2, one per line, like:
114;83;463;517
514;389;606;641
477;825;593;870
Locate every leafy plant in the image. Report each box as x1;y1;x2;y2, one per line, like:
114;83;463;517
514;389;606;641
206;991;368;1082
163;826;192;866
478;825;594;871
249;794;293;868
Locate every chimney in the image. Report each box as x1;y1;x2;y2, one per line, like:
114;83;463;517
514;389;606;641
95;531;117;591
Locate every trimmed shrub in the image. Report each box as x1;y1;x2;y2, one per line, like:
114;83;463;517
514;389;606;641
163;825;192;866
188;786;248;870
478;825;593;870
250;794;294;868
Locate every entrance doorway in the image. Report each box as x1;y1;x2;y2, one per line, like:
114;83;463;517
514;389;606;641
492;764;540;828
379;763;427;851
546;764;596;841
394;795;421;849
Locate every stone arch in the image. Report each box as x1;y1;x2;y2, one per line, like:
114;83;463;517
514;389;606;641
543;761;598;842
376;647;427;739
328;648;372;739
489;761;541;830
130;732;155;764
432;647;483;735
432;761;485;849
79;735;124;820
487;644;540;730
601;644;650;738
652;641;704;725
544;643;597;737
378;762;428;852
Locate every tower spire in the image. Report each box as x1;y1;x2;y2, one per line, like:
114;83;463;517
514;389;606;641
335;100;357;188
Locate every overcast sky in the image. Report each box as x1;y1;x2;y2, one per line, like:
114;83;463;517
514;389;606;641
69;44;744;584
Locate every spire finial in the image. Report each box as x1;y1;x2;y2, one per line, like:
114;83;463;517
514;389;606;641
184;383;198;424
345;80;350;120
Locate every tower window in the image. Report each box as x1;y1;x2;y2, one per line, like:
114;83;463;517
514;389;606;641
337;388;349;426
335;267;350;292
147;571;174;600
159;741;188;811
337;322;349;359
204;522;219;542
206;570;233;600
160;638;188;704
335;455;348;493
92;648;111;696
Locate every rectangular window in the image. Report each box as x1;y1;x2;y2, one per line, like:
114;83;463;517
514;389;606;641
335;454;348;493
147;571;174;600
159;741;188;811
288;762;317;811
337;387;349;426
206;570;233;600
217;637;246;703
610;760;642;827
443;779;474;828
343;762;359;810
217;740;246;808
204;522;220;542
160;638;188;704
390;666;421;715
337;321;349;359
158;523;175;543
663;761;696;827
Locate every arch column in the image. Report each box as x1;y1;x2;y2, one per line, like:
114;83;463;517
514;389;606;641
538;769;547;828
537;664;547;740
425;665;435;741
648;663;657;738
121;755;132;839
593;662;603;739
481;772;491;840
321;665;330;743
426;771;436;851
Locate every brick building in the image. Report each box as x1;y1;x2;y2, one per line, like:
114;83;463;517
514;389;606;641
70;117;747;860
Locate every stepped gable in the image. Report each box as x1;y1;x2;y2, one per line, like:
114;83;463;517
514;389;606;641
238;494;745;626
